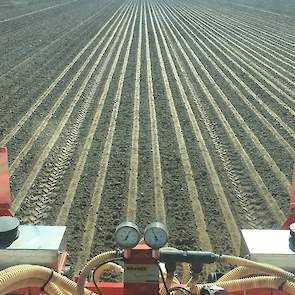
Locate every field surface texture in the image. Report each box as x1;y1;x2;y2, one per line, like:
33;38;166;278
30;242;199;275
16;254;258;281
1;0;295;272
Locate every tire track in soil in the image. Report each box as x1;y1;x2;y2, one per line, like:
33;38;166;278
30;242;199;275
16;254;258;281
178;6;295;105
11;2;132;212
163;1;295;157
146;0;213;255
0;5;122;143
171;5;295;119
126;2;142;222
176;1;294;222
169;6;294;192
72;2;138;272
9;2;130;177
163;2;290;193
19;0;133;222
160;0;286;225
20;101;89;224
168;0;293;195
151;0;240;254
165;6;295;141
155;0;273;230
55;1;134;226
155;1;256;230
0;1;126;148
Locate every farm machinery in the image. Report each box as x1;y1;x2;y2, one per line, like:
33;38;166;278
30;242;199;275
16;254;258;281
1;146;295;295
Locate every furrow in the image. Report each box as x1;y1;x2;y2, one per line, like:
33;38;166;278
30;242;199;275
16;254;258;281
166;2;292;194
151;0;240;253
126;2;142;222
0;6;105;79
8;3;130;176
146;0;213;254
198;1;295;44
196;7;295;63
161;1;295;156
0;1;126;147
55;1;134;226
22;106;86;224
11;2;132;212
154;0;263;230
172;5;295;116
225;2;292;19
189;8;295;84
0;0;79;23
159;0;286;225
190;0;294;53
144;0;166;224
225;8;295;40
164;2;295;143
0;1;103;75
178;5;295;100
73;2;138;272
0;3;120;138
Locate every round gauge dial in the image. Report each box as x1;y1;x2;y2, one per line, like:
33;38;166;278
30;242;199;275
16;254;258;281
115;222;140;249
144;222;168;249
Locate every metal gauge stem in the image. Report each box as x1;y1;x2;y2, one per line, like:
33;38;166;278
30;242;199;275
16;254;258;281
144;222;168;249
115;222;140;249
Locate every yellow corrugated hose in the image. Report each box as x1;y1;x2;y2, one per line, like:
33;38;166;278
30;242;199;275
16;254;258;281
193;276;295;295
218;255;295;281
76;250;120;295
93;262;123;282
217;266;270;282
0;265;92;295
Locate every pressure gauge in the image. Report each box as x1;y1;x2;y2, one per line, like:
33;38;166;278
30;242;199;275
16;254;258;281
115;222;140;249
144;222;168;249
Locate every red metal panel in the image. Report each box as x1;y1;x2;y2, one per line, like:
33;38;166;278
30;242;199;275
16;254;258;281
123;244;159;295
85;282;124;295
232;289;286;295
0;147;12;216
56;251;68;273
11;284;291;295
290;162;295;214
282;162;295;229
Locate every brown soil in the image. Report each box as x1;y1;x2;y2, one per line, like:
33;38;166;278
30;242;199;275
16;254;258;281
1;0;294;276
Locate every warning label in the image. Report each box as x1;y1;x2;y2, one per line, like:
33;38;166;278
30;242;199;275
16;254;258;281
124;264;159;283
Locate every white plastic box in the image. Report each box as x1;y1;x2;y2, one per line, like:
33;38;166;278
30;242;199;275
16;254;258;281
240;229;295;271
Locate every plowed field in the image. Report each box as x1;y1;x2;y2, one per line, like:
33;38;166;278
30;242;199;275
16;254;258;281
1;0;295;272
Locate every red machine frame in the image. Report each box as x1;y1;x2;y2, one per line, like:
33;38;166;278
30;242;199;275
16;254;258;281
282;162;295;229
1;147;295;295
0;147;13;216
0;147;68;292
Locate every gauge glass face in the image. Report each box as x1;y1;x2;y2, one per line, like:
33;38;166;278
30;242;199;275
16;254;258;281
115;226;140;249
144;227;168;249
